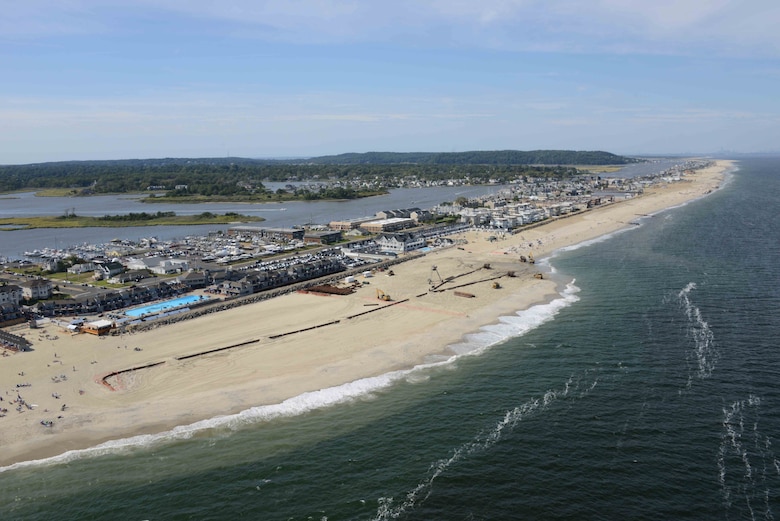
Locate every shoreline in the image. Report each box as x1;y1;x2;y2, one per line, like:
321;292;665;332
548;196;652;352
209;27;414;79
0;160;732;470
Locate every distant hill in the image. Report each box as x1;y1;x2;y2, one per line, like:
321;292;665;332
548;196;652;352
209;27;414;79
295;150;638;166
0;156;391;199
0;150;638;195
4;150;637;169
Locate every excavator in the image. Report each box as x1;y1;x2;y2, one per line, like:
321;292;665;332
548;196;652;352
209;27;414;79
376;289;392;301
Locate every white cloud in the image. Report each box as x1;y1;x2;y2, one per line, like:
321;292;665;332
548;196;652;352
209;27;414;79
627;107;762;124
3;0;779;56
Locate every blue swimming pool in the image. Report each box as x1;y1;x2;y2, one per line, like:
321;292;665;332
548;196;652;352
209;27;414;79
125;295;208;318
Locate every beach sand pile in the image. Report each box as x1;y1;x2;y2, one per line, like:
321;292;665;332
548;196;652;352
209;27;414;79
0;160;730;467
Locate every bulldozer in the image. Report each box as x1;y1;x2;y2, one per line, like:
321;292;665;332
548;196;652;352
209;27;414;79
376;289;392;301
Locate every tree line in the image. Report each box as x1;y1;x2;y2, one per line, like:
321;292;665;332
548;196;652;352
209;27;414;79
301;150;639;165
0;150;635;197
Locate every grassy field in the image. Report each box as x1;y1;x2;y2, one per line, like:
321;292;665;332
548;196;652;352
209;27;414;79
574;164;625;174
0;212;263;230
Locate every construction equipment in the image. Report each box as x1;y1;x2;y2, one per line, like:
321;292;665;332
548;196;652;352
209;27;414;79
492;281;501;289
528;253;535;264
429;265;443;285
376;289;392;301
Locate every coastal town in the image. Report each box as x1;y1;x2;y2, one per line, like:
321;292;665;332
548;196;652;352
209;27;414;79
0;158;709;344
2;2;767;515
0;157;728;470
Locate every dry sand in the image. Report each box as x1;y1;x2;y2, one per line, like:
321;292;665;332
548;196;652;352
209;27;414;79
0;160;730;467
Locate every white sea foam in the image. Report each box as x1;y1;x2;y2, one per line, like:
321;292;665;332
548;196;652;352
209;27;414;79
371;372;599;521
0;280;582;474
718;394;775;519
551;226;635;258
447;280;580;357
0;371;415;474
677;282;718;388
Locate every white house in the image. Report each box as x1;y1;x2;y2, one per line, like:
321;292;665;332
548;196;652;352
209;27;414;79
375;233;426;254
20;279;53;300
126;257;189;275
457;208;491;226
67;262;96;275
176;270;207;288
0;284;22;306
93;261;125;280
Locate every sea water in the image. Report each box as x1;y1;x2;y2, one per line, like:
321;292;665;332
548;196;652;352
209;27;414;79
1;157;779;520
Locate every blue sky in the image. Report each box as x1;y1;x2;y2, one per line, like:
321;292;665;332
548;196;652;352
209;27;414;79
2;1;779;163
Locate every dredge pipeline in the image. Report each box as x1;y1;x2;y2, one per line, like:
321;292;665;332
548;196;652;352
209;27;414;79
435;273;507;293
100;339;262;390
346;299;410;319
100;361;167;391
268;320;341;339
175;339;261;361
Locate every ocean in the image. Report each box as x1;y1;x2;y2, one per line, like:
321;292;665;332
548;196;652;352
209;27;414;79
1;157;778;520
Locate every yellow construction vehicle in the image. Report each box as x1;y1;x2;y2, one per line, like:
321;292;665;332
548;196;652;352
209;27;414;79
492;281;501;289
376;289;392;301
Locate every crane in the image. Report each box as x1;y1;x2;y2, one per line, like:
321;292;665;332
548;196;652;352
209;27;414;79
429;265;443;285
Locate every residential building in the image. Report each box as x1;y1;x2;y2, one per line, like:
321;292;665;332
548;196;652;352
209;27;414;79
20;279;53;300
303;230;342;245
361;217;415;233
375;233;426;254
0;284;22;306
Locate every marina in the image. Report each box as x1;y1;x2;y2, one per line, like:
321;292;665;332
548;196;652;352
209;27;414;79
0;184;503;260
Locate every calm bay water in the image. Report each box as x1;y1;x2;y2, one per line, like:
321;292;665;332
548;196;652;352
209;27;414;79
1;157;779;520
0;185;501;259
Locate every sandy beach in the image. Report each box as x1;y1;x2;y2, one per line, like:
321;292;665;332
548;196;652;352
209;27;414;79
0;160;730;468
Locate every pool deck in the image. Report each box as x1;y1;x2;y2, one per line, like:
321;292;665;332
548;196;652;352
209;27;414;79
124;295;210;318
